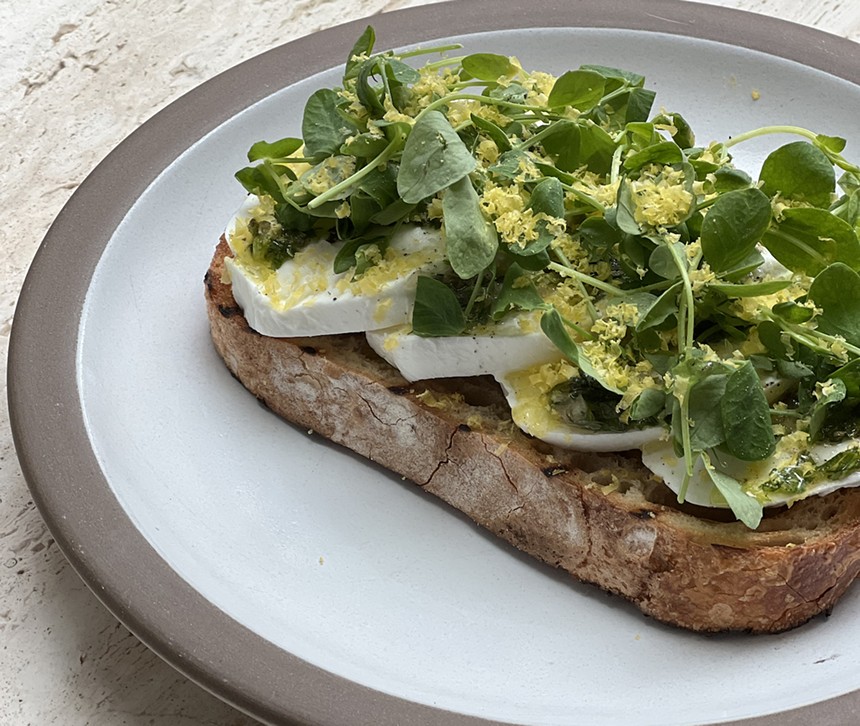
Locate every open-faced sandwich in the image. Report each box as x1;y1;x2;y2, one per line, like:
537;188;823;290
206;26;860;632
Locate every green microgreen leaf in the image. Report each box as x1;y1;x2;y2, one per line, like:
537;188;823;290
687;370;729;451
817;134;847;154
540;308;581;364
488;82;529;104
487;149;526;180
470;113;512;152
719;249;765;282
247;137;304;162
700;187;772;273
518;176;564;256
648;241;685;280
702;454;763;529
397;110;477;204
355;58;386;115
385;58;421;85
344;25;375;80
235;164;284;202
831;358;860;398
333;232;381;274
808;262;860;347
491;264;545;320
302;88;360;159
809;378;847;442
370;199;416;225
619;88;657;125
771;301;814;324
578;216;622;260
579;64;645;87
721;361;776;461
651;111;695;149
540;309;614;391
541;120;615;174
623;141;683;172
442;175;499;279
712;167;753;193
707;280;792;297
411;276;466;337
629;387;667;421
461;52;517;81
636;281;681;331
358;162;399;208
760;141;836;208
547;70;606;110
761;207;860;276
614;180;642;235
341;133;390;159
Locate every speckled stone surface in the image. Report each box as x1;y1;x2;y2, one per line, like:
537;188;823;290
1;1;858;723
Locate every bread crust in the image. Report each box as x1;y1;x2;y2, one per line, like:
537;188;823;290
206;238;860;632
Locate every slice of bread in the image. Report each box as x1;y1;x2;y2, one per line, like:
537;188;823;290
206;238;860;632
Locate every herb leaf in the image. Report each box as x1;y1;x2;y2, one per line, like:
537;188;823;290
470;113;512;152
687;371;729;451
623;141;684;172
541;309;619;393
302;89;360;159
707;280;792;297
759;141;835;207
808;262;860;347
761;207;860;275
700;188;772;273
519;176;564;255
541;121;615;175
629;387;667;421
411;276;466;337
491;264;545;320
461;53;516;80
702;455;763;529
540;308;581;365
442;176;499;279
247;137;304;162
809;379;847;442
397;110;477;204
721;361;776;461
344;26;375;80
547;70;606;110
636;282;681;331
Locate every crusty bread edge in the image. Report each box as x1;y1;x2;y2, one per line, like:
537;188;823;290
206;238;860;633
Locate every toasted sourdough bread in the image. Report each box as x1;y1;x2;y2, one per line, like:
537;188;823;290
206;238;860;632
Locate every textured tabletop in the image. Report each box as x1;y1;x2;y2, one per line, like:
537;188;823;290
2;0;859;723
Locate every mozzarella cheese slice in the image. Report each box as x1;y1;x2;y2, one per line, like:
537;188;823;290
641;437;860;508
226;195;448;337
496;368;662;453
366;314;559;382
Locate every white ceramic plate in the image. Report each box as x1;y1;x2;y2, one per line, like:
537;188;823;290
10;2;860;724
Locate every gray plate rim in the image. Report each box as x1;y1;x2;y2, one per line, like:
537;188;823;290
8;1;860;724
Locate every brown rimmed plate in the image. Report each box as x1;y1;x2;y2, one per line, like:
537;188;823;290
9;1;860;724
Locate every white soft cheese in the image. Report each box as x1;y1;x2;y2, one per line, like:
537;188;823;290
641;437;860;508
226;195;448;337
366;314;559;382
495;369;663;453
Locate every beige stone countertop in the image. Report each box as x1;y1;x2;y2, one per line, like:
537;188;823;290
2;1;859;724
